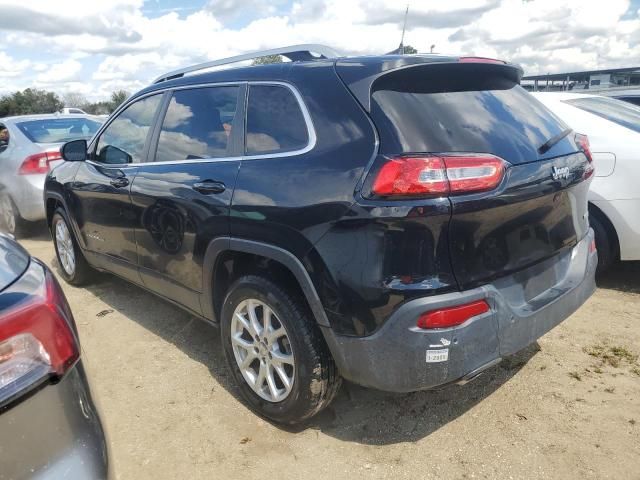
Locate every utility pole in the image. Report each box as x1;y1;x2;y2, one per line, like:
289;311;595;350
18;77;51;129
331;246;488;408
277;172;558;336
398;4;409;55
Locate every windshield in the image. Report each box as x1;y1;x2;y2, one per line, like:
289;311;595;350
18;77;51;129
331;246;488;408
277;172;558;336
564;97;640;133
16;118;102;143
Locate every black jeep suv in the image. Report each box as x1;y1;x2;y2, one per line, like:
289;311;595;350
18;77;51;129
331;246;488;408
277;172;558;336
45;45;597;424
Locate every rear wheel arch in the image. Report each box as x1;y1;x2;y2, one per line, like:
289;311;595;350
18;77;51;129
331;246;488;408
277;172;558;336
203;238;330;328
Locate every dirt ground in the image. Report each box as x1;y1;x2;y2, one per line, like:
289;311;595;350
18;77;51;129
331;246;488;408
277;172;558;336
19;227;640;480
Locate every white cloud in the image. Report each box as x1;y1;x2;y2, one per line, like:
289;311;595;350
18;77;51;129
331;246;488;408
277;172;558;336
0;51;30;78
36;59;82;82
0;0;638;100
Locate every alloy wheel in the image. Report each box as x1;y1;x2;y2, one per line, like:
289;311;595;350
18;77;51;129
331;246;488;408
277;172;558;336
55;218;76;276
230;299;295;402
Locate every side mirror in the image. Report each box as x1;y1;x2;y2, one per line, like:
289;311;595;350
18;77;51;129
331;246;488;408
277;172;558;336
61;139;87;162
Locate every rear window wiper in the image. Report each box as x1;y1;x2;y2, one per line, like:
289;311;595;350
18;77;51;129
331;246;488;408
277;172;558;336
538;128;573;155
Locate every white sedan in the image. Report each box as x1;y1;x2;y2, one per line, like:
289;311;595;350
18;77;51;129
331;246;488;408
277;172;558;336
532;92;640;272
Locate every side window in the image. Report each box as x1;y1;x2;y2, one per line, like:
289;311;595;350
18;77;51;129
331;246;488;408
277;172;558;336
95;94;162;164
246;85;309;155
155;86;239;162
0;124;9;153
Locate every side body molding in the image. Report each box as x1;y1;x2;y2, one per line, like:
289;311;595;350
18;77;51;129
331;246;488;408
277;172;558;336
201;237;330;327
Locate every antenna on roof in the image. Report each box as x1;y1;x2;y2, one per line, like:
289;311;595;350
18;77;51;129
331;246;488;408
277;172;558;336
398;4;409;55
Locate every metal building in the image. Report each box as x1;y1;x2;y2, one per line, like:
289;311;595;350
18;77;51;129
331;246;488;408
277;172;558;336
522;66;640;92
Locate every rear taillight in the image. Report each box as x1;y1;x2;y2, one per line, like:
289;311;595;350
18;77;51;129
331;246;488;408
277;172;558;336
0;262;79;407
18;150;62;175
417;300;490;329
575;133;594;179
371;154;506;197
459;57;506;65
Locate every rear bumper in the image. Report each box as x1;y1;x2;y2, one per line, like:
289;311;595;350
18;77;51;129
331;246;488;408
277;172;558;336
0;361;110;480
322;230;597;392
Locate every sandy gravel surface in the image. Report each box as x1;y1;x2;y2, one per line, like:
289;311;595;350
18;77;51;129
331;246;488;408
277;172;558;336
19;228;640;480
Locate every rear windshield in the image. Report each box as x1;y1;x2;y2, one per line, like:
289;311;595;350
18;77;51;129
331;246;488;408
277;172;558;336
16;118;102;143
564;97;640;133
371;80;573;164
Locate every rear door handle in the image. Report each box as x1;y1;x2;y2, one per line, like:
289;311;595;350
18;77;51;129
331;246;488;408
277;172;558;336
193;180;226;194
110;177;129;188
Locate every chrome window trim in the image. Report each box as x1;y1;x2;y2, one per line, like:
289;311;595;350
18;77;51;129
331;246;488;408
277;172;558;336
87;80;316;168
243;81;316;159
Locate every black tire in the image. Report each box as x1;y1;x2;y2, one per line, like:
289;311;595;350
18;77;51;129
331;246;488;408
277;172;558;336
220;275;341;424
0;194;32;238
590;213;616;274
51;208;94;285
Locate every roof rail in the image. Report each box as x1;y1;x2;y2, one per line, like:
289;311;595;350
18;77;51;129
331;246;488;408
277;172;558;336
153;44;341;84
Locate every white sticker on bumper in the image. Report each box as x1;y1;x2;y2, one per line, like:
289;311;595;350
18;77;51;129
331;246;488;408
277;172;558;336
426;348;449;363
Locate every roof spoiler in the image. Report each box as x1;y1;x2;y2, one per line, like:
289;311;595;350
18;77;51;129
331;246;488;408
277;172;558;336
336;58;523;112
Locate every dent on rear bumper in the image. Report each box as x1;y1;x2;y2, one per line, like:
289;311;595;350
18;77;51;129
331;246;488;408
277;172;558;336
0;362;110;480
321;231;597;392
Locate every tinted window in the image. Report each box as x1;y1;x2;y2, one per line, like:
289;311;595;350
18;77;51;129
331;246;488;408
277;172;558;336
155;86;239;162
69;109;84;114
16;118;101;143
96;94;162;164
371;63;577;164
371;80;573;165
246;85;309;155
565;97;640;133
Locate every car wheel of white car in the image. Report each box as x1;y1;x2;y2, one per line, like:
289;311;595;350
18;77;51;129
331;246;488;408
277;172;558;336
590;213;616;274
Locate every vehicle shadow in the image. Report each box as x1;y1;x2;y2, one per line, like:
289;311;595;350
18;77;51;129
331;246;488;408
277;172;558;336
55;263;538;445
596;261;640;294
304;345;536;444
0;220;49;240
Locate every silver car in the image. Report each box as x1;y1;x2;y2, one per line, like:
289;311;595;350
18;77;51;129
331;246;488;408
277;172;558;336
0;115;102;236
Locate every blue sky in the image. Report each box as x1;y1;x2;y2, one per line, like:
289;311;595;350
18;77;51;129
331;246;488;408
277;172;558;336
0;0;638;101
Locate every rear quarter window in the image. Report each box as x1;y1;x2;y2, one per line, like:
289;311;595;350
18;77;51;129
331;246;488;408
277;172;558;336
245;84;309;155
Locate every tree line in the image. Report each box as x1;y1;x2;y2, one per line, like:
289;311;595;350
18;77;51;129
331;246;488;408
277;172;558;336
0;88;130;117
1;46;423;118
